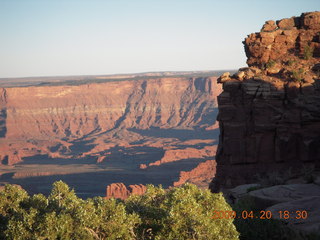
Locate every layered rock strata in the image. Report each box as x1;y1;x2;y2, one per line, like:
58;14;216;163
0;76;220;165
211;12;320;191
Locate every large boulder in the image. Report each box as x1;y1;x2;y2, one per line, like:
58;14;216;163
302;11;320;30
262;20;277;32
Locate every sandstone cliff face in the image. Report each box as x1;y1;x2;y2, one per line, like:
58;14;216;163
3;77;217;139
212;12;320;191
0;76;220;165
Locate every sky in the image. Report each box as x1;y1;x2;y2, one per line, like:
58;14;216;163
0;0;319;78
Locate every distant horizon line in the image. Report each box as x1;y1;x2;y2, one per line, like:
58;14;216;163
0;69;238;80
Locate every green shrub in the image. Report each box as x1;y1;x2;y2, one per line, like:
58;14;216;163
287;59;296;66
0;185;29;239
304;45;314;60
292;68;305;83
126;183;239;240
0;182;239;240
1;181;139;240
266;60;276;69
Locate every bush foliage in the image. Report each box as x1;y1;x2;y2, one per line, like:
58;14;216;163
303;45;314;60
0;182;239;240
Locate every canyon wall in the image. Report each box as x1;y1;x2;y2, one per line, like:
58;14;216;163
211;12;320;191
0;76;220;165
2;77;218;140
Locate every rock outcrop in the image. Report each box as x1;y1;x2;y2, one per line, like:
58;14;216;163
211;12;320;191
106;183;147;200
146;145;216;167
245;11;320;67
173;159;216;187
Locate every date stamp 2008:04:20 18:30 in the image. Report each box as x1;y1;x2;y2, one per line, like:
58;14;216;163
212;210;308;220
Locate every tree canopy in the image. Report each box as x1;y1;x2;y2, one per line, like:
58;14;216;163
0;182;239;240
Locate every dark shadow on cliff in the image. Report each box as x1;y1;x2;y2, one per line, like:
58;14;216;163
97;145;165;169
20;154;98;165
144;157;213;182
3;157;212;199
129;127;219;141
0;109;7;138
212;77;320;193
19;145;165;168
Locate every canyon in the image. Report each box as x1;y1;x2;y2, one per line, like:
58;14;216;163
0;72;222;198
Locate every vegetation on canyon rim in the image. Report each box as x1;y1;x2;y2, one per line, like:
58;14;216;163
0;182;239;240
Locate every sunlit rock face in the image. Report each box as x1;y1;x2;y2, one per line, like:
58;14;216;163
0;76;220;165
211;12;320;192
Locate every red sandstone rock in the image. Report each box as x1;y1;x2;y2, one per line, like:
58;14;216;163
173;160;216;187
139;164;147;169
128;184;147;196
0;76;221;165
106;183;146;200
302;12;320;29
148;145;217;167
212;12;320;192
97;156;106;163
106;183;130;199
277;17;296;29
262;20;277;32
244;11;320;66
2;77;219;140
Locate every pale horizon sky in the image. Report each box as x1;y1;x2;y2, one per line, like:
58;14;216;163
0;0;319;78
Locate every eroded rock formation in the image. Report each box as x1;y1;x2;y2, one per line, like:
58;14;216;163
106;183;147;200
245;11;320;67
211;12;320;191
145;145;216;168
173;159;216;188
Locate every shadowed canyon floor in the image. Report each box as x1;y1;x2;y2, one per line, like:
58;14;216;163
0;72;221;198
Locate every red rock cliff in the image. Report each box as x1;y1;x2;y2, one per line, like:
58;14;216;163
0;76;221;165
211;12;320;191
